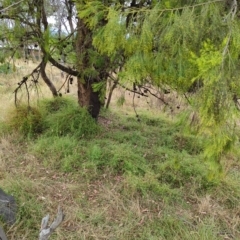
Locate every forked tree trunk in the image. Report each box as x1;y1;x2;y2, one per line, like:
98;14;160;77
75;18;102;119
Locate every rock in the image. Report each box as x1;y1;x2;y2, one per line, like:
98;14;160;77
0;188;17;225
0;226;8;240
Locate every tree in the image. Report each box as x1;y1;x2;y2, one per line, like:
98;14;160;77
1;0;240;163
79;0;240;163
0;0;155;118
0;0;109;118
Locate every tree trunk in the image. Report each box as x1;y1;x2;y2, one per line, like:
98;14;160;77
77;80;101;119
75;18;101;119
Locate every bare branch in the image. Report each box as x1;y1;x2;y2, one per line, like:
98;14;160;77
13;62;42;106
39;206;64;240
48;56;79;76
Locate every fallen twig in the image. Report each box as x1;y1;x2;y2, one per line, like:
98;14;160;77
39;206;64;240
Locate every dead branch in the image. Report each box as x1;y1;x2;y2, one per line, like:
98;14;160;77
39;206;64;240
13;62;42;106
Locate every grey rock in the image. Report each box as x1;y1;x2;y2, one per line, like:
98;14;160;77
0;189;17;225
0;226;8;240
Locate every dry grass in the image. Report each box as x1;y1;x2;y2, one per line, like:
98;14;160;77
0;60;78;119
0;132;239;239
0;134;158;239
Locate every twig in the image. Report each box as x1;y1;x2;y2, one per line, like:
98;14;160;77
13;62;42;107
57;74;70;93
24;81;30;107
132;90;138;118
140;85;169;105
183;93;191;105
122;0;223;14
0;0;24;12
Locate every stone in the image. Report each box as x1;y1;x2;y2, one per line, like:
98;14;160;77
0;188;17;225
0;226;7;240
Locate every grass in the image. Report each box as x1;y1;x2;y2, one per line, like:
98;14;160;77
0;86;240;239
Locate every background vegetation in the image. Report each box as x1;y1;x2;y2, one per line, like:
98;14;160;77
0;63;240;239
0;0;240;239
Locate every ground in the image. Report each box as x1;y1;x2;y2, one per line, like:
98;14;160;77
0;60;240;239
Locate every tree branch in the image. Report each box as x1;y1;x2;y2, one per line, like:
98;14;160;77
40;58;58;96
48;56;79;76
0;0;24;12
39;206;64;240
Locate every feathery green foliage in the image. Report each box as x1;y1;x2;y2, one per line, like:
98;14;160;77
78;0;240;163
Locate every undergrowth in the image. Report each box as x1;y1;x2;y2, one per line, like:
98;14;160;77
3;97;99;139
0;98;240;239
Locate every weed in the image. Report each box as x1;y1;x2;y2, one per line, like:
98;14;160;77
0;63;12;74
87;144;103;163
116;95;125;106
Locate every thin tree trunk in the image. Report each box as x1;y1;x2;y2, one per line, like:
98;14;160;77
40;60;58;97
106;81;118;109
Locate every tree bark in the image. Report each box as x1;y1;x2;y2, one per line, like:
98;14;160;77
75;18;101;119
77;80;101;119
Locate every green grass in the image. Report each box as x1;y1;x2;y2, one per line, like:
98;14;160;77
3;97;99;139
0;98;240;239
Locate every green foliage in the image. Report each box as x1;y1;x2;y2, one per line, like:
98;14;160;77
92;7;126;57
2;106;240;239
116;94;125;106
87;144;103;163
92;81;107;104
77;1;106;29
0;63;12;74
107;143;148;175
42;26;51;57
124;173;181;200
2;179;43;237
154;152;216;189
78;0;240;162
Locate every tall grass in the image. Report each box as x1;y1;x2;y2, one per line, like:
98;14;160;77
3;97;99;139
